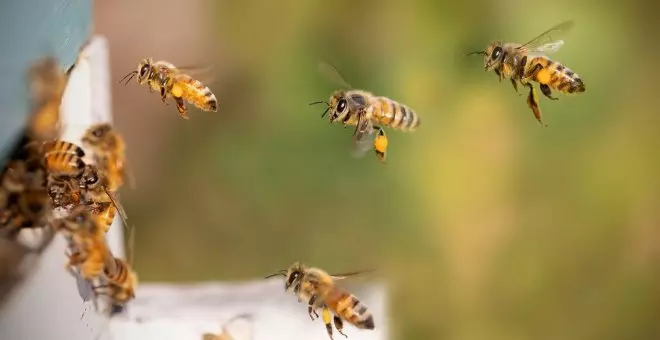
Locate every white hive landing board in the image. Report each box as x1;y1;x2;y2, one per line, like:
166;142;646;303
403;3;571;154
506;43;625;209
0;35;125;340
107;280;389;340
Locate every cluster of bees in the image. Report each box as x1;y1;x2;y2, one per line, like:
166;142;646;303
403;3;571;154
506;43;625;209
0;19;586;339
0;57;137;314
116;20;586;340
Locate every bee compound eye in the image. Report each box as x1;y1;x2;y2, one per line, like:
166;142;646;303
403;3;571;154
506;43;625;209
337;99;347;113
492;47;502;60
139;65;149;78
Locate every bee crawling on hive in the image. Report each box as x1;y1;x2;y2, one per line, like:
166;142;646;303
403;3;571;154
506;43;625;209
120;58;218;119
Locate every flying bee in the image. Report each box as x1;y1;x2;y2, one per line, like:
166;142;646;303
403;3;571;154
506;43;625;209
81;123;129;191
120;58;218;119
266;262;375;340
467;20;585;126
27;56;67;142
310;62;420;163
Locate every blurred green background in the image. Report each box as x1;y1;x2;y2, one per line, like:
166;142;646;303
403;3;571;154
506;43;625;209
97;0;660;339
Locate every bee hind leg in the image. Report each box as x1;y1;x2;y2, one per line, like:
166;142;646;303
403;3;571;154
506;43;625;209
333;315;348;338
524;83;546;127
540;84;559;100
322;307;335;340
174;97;189;120
372;126;387;163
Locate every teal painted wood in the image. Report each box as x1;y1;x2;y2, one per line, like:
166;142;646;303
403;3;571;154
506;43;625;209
0;0;92;165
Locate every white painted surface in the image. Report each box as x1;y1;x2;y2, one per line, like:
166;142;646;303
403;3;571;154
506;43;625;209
107;280;388;340
0;35;124;340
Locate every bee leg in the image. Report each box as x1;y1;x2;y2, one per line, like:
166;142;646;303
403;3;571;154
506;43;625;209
159;87;170;105
322;306;335;340
524;83;546;127
372;126;387;163
333;315;348;338
494;68;502;83
540;84;558;100
174;97;190;120
308;295;319;320
522;63;543;84
510;79;522;95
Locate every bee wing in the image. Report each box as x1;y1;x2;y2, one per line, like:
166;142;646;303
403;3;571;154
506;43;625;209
330;268;377;281
517;20;574;51
166;65;216;85
350;118;375;159
318;61;353;89
528;40;565;55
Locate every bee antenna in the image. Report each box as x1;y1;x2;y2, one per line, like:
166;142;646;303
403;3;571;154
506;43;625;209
309;101;329;106
265;270;287;279
321;107;330;118
466;51;487;57
119;71;137;85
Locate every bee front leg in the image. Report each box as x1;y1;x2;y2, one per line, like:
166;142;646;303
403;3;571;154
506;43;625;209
308;295;319;320
322;306;335;340
174;97;189;120
494;68;502;83
540;84;559;100
333;315;348;338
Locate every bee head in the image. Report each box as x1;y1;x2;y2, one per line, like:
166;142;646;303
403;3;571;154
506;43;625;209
81;164;101;189
136;58;154;84
325;90;352;123
284;262;306;292
82;123;112;146
484;41;504;71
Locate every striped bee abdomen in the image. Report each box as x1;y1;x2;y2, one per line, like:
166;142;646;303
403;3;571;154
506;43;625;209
528;57;585;94
44;152;85;178
177;76;218;112
41;140;85;157
374;97;420;132
326;288;375;330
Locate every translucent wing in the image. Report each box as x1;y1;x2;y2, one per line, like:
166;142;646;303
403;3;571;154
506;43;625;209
517;20;574;51
331;268;376;281
158;63;216;84
528;40;565;55
349;120;375;159
318;61;353;89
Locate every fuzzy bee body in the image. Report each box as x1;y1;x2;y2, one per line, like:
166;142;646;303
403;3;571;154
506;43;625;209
330;90;421;133
270;262;375;339
473;20;585;126
124;58;218;119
